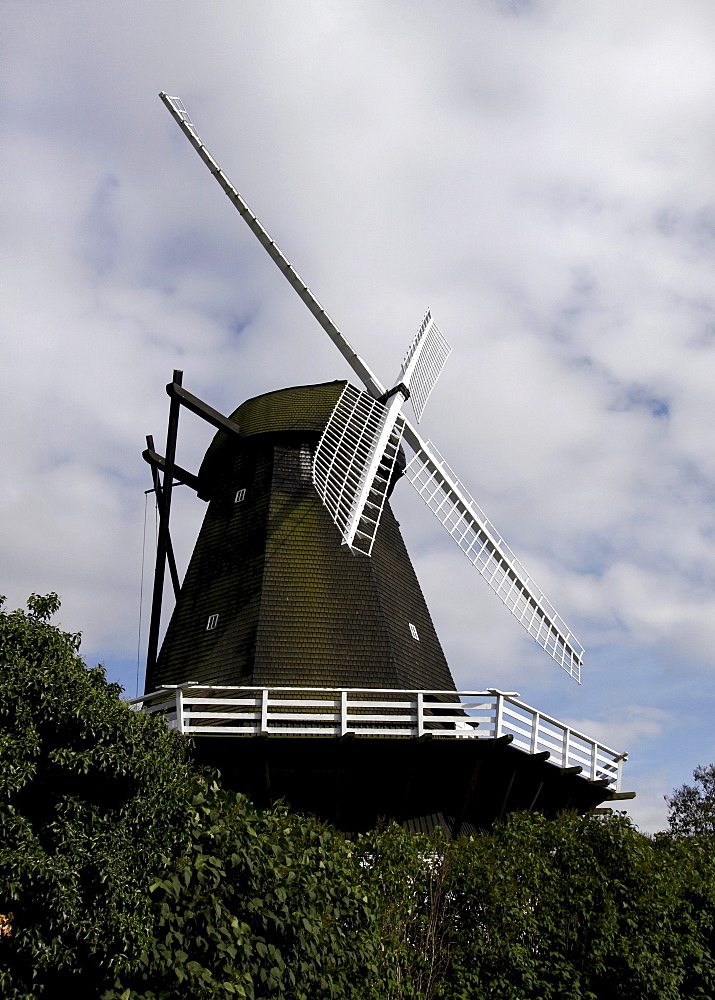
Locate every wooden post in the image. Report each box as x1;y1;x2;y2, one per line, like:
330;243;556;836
530;711;540;754
341;690;349;736
175;686;185;735
260;688;269;735
494;692;504;739
146;370;183;675
145;434;181;599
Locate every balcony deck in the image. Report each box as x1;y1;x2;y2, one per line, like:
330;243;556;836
134;684;627;793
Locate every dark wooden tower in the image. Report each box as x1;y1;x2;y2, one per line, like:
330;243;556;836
146;381;457;696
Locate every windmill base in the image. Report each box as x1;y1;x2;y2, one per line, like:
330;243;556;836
190;734;633;837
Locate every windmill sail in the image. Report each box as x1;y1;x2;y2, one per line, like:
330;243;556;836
400;310;452;422
159;93;385;400
313;383;406;555
401;423;583;681
160;92;585;682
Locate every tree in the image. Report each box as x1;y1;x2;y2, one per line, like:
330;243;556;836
0;594;393;1000
444;811;692;1000
0;594;195;996
357;812;715;1000
6;593;715;999
667;764;715;839
110;781;390;1000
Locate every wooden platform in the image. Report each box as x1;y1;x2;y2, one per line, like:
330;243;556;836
190;732;634;837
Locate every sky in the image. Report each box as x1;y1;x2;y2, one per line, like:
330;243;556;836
2;0;715;832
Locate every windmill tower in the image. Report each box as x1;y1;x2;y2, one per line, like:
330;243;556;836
147;378;457;696
138;95;633;834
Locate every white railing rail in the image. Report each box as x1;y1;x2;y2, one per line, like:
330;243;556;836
129;685;626;791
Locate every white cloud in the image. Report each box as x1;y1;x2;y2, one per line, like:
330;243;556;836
2;0;715;830
566;705;669;758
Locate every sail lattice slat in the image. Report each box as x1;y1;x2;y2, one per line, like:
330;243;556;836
162;95;203;144
404;441;583;681
313;383;405;556
400;309;452;422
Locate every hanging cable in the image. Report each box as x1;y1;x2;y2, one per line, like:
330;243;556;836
135;490;152;699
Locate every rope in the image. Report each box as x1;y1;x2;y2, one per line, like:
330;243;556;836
135;490;151;698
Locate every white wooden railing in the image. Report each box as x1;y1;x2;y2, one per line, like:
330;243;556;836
131;685;627;791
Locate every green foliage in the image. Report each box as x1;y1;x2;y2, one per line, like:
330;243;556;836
355;823;458;999
5;594;715;999
0;595;195;996
444;812;687;1000
356;813;715;1000
110;781;389;1000
0;595;392;1000
667;764;715;839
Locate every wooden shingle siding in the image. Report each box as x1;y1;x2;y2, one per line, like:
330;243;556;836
147;382;457;697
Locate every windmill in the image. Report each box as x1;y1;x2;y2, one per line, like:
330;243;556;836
156;93;583;683
138;95;631;834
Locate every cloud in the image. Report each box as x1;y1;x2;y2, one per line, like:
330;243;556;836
565;705;669;758
2;0;715;833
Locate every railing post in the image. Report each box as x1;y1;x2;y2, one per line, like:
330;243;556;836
260;688;269;734
562;727;570;768
494;692;504;739
591;742;598;781
530;711;540;754
341;690;349;736
417;692;424;737
175;687;185;735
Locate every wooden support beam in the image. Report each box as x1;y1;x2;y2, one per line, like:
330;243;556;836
496;769;517;823
166;381;242;437
142;447;201;493
451;757;482;839
528;780;544;812
144;436;181;600
146;371;183;674
493;734;514;748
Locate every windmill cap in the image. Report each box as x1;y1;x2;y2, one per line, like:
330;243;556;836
197;381;347;498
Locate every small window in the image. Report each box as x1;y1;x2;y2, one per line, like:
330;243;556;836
206;614;219;631
409;623;419;641
234;488;246;503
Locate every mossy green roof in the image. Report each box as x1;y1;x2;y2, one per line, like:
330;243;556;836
198;381;346;499
229;381;347;438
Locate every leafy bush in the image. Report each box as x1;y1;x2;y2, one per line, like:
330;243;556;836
0;595;392;999
111;782;388;999
358;812;715;1000
0;594;195;996
445;812;689;1000
667;764;715;839
4;594;715;999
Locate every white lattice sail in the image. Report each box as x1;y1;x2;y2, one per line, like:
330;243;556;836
313;384;406;556
400;310;452;422
161;93;586;682
404;439;583;681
